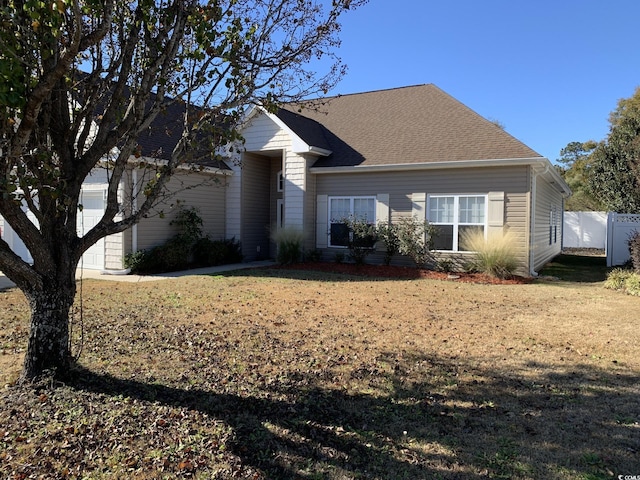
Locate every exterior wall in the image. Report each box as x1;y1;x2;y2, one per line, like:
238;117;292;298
225;159;242;242
303;155;318;254
531;171;565;272
269;156;284;258
240;153;271;260
135;170;228;252
314;165;532;274
243;113;291;152
234;111;296;260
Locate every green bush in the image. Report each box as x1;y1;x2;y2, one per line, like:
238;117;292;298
193;237;242;267
343;217;377;265
271;227;304;265
604;268;632;290
170;206;204;246
125;206;243;274
604;267;640;295
461;229;519;279
395;216;438;268
304;249;322;262
623;272;640;296
376;221;399;265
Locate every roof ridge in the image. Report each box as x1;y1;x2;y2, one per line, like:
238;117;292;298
301;83;435;103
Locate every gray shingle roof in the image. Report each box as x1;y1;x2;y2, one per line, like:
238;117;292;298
134;97;231;171
277;84;542;168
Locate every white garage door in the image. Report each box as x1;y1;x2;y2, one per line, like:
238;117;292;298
78;190;106;270
1;209;38;264
1;190;107;270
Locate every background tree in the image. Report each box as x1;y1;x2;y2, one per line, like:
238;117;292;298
0;0;366;381
556;140;604;211
588;86;640;213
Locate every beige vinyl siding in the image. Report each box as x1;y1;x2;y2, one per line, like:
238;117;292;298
303;154;318;253
136;170;227;252
243;112;291;152
314;165;531;273
531;173;564;272
269;157;283;257
241;152;271;261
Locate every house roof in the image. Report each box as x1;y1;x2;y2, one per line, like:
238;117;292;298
276;84;543;168
134;101;231;172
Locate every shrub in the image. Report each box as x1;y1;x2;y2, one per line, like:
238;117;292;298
604;268;632;290
125;205;243;274
395;216;438;268
376;221;399;265
171;206;204;247
304;249;322;262
435;256;455;273
193;237;242;267
628;231;640;274
124;250;154;273
461;229;519;279
623;272;640;296
342;217;377;265
271;227;304;265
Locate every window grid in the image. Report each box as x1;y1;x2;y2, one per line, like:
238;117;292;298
329;196;376;247
428;195;487;251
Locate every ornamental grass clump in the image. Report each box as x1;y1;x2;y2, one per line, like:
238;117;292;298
604;267;640;296
461;229;519;279
271;226;304;265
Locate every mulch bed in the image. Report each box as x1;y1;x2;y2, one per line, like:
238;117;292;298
271;261;532;284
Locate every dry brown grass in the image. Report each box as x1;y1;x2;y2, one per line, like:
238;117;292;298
0;263;639;479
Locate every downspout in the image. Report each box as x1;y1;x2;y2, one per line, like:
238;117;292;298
132;169;138;254
529;163;550;276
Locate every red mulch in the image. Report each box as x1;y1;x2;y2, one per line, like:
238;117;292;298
272;262;531;285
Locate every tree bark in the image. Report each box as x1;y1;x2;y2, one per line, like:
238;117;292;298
20;270;76;382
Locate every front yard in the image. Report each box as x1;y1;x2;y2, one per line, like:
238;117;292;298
0;256;638;479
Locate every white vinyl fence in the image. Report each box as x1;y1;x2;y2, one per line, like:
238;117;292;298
606;212;640;267
562;211;607;249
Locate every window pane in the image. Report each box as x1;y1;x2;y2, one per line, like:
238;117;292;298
330;223;350;247
429;197;454;223
330;198;350;222
458;225;484;251
433;225;453;250
353;198;375;222
459;196;485;224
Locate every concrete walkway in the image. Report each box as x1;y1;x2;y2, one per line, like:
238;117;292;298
0;260;276;291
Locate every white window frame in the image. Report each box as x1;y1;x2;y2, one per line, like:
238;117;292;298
427;194;488;251
328;195;376;248
276;170;284;193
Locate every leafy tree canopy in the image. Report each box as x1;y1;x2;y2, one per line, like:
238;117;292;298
0;0;366;381
588;86;640;213
556;140;604;211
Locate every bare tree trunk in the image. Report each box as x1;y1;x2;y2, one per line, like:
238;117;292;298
21;270;76;381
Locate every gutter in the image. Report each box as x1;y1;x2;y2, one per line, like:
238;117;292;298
132;156;234;176
528;162;550;277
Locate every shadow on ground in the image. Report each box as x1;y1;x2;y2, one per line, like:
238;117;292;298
539;254;608;283
63;351;639;479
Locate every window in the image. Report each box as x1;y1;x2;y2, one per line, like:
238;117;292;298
428;194;486;251
277;170;284;192
329;196;375;247
549;206;558;245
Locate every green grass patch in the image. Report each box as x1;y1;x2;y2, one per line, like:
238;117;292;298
539;254;608;283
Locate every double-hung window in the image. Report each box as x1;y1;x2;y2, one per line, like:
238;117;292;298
329;196;375;247
428;194;487;251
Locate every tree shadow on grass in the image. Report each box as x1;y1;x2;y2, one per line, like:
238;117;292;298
68;351;640;479
539;254;609;283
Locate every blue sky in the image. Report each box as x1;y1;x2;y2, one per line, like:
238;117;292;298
325;1;640;163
